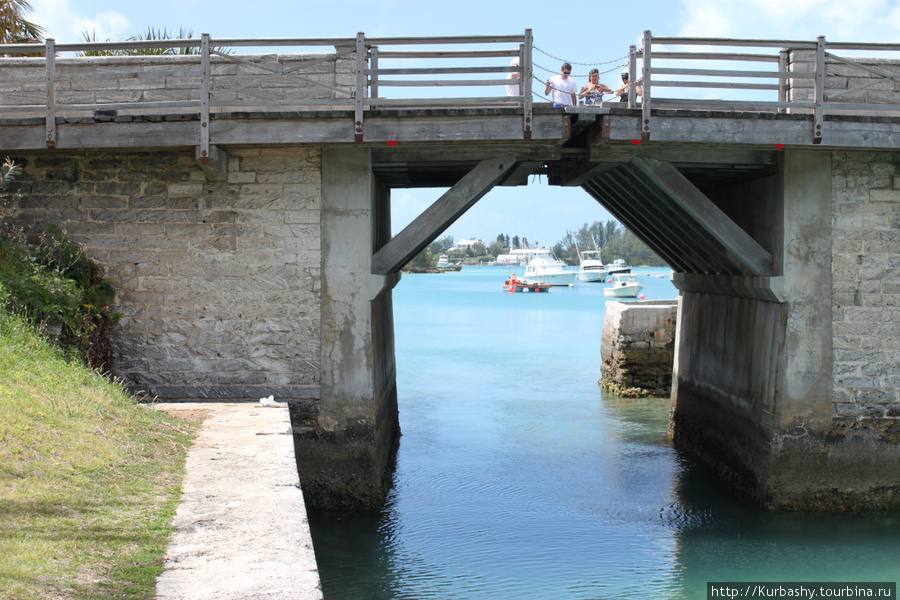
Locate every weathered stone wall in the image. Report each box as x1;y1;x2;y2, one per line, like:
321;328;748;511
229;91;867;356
6;147;322;409
832;150;900;428
0;52;355;114
600;299;678;396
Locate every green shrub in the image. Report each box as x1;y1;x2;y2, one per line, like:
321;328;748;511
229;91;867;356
0;160;120;371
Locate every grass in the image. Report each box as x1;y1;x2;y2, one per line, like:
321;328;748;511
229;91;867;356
0;308;198;599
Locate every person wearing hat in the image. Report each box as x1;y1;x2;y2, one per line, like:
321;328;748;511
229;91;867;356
615;69;642;102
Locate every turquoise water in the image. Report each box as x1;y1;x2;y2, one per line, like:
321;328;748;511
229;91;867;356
308;266;900;600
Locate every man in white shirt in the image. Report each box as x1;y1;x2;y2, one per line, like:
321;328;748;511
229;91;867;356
544;62;577;107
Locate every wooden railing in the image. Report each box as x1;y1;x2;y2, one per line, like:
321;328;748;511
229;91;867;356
3;30;900;147
634;31;900;142
0;31;533;148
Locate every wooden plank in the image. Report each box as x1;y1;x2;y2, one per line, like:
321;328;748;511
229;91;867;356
652;67;784;78
651;36;816;48
642;31;651;139
589;145;776;166
650;81;780;91
367;67;513;75
355;32;365;142
363;97;517;106
199;34;211;163
559;161;620;187
374;50;519;59
372;156;517;275
372;78;512;87
363;35;523;45
823;101;900;112
45;38;56;148
629;156;773;276
826;41;900;51
651;52;779;62
196;143;227;181
372;144;560;164
651;97;807;109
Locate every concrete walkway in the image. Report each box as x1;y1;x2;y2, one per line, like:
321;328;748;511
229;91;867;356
154;403;323;600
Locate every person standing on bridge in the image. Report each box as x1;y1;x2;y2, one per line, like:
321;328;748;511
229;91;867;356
545;62;577;107
615;69;642;102
506;57;520;97
578;69;614;105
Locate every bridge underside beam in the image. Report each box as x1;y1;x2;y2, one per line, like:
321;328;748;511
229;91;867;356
581;157;774;276
372;156;517;275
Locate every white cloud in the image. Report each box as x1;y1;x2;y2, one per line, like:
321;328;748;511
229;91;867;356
30;0;131;43
676;0;899;41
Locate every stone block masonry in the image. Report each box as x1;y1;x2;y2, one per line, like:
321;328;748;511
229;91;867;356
832;151;900;431
7;148;322;409
600;299;678;396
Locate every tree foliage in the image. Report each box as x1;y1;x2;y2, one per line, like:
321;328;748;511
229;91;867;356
553;220;667;267
0;0;44;45
77;27;231;57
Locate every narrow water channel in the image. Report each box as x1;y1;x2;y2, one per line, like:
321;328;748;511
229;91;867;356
308;266;900;600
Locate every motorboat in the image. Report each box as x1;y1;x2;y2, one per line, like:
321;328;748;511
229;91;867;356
503;273;550;293
603;273;643;298
521;256;576;286
437;254;449;267
607;258;632;275
576;250;608;282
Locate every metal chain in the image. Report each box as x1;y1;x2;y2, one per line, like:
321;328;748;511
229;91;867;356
533;44;628;67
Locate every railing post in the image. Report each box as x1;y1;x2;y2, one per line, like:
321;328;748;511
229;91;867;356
813;35;825;144
628;44;637;109
641;30;652;141
522;29;533;140
778;48;789;114
370;45;379;104
199;33;211;161
355;32;366;143
45;38;56;148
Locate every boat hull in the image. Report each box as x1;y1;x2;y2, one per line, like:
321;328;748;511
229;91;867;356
522;272;576;286
576;270;608;282
508;283;551;293
603;285;643;298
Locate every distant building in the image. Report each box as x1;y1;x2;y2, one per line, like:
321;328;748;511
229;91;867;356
453;238;484;250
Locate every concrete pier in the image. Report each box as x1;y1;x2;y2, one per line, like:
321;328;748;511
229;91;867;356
155;403;322;600
600;299;678;396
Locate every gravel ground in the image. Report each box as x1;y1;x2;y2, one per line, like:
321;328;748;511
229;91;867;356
154;403;323;600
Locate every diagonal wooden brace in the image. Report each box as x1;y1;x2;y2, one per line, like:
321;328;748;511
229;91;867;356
372;156;517;275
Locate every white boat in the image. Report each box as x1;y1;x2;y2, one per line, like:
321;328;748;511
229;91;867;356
496;246;555;267
576;250;608;282
521;256;576;286
607;258;631;275
603;273;643;297
437;254;449;267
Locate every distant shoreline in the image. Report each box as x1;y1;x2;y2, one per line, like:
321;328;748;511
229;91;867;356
402;265;462;274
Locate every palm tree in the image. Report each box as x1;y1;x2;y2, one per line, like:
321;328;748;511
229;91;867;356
0;0;45;45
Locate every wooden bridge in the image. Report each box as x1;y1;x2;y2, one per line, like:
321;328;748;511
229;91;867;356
3;31;900;510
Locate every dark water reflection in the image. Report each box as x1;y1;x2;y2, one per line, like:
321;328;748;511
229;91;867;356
308;268;900;600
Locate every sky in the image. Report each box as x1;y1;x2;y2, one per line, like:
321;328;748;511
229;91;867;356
25;0;900;248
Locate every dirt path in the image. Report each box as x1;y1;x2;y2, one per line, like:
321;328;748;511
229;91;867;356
154;403;323;600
